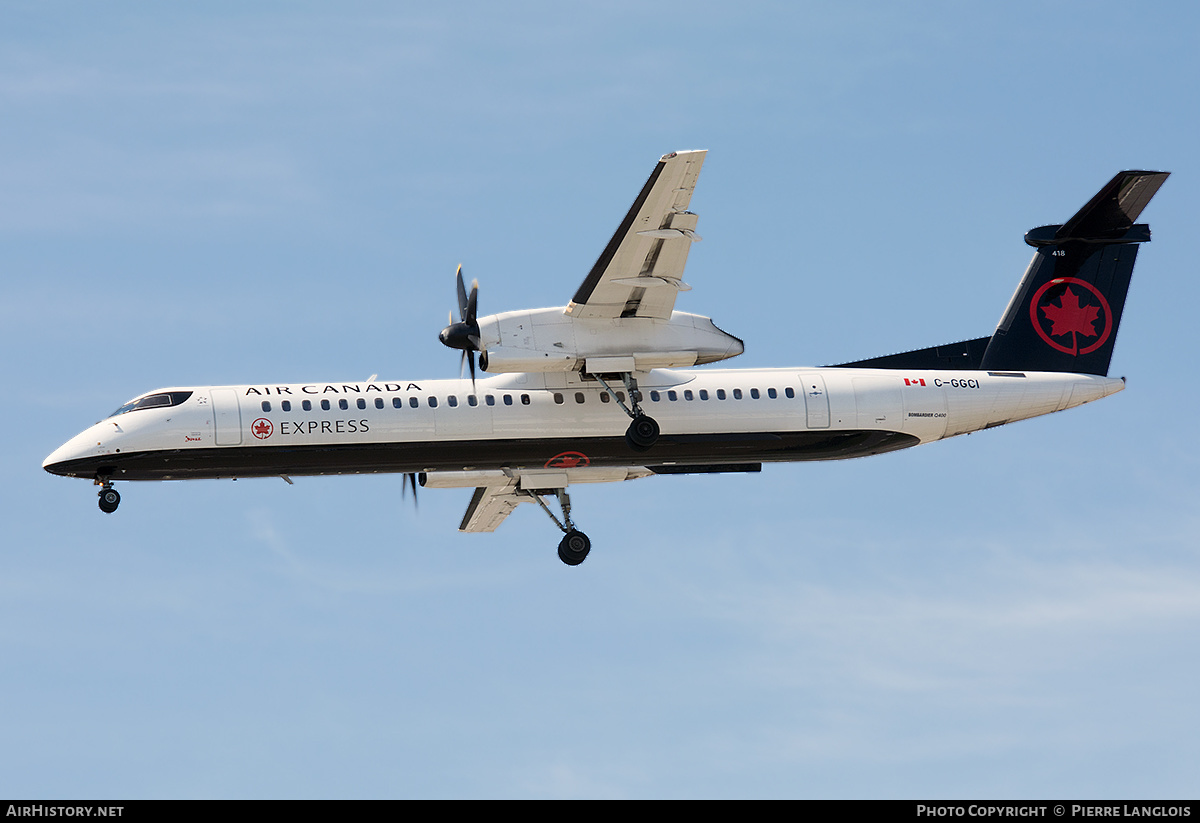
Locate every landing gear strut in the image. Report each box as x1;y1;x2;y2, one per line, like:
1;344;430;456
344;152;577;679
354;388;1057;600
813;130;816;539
96;478;120;514
523;487;592;566
591;372;660;451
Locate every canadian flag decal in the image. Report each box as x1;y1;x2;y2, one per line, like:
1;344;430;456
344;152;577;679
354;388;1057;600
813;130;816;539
904;378;927;387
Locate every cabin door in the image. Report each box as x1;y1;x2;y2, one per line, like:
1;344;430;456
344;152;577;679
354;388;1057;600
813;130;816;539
801;374;830;429
211;388;243;445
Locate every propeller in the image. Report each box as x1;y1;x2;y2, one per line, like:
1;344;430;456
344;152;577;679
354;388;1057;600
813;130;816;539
438;264;481;389
402;472;418;508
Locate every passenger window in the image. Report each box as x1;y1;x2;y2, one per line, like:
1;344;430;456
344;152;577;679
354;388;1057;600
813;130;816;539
750;388;760;399
600;393;610;403
684;390;693;401
448;395;458;407
650;391;660;402
521;394;530;405
554;393;564;405
409;397;419;408
321;399;331;411
261;401;271;412
375;398;384;409
429;397;438;408
393;398;403;409
468;395;478;407
699;389;709;400
339;399;349;411
733;389;743;400
785;387;795;398
668;391;678;401
503;395;513;406
282;400;291;412
575;392;586;404
616;392;626;404
717;389;727;400
303;400;312;411
767;388;777;399
486;395;495;406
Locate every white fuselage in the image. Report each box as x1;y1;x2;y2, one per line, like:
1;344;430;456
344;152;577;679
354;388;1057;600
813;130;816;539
43;366;1124;483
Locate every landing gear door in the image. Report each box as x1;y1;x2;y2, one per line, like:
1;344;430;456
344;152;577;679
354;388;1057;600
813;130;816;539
801;374;830;429
211;388;243;445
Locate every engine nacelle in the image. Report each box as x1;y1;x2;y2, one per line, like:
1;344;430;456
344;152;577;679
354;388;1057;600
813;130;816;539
475;307;743;374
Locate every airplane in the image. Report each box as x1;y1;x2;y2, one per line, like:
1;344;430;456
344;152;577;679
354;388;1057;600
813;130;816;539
43;151;1169;566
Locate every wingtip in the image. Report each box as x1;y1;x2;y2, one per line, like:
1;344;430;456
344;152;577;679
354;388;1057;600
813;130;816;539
660;149;708;161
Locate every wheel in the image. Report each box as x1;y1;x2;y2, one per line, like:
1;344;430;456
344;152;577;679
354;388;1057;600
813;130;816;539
557;529;591;566
625;414;660;451
98;487;121;514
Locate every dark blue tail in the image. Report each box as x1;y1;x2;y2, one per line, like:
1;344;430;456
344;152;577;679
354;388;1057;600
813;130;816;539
979;170;1169;375
837;171;1169;375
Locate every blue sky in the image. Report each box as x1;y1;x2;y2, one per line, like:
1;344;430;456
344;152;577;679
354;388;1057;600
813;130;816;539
4;1;1199;799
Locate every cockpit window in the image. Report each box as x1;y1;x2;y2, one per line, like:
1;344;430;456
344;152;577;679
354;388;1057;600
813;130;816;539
110;391;193;418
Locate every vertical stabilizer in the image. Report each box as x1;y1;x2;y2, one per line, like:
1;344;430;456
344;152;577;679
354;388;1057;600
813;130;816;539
980;171;1168;375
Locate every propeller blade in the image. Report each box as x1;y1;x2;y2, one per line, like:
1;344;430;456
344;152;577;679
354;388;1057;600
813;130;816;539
465;279;478;324
456;265;469;321
402;472;418;508
440;264;483;390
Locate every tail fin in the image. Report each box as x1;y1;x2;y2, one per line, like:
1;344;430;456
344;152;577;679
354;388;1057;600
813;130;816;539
979;170;1169;375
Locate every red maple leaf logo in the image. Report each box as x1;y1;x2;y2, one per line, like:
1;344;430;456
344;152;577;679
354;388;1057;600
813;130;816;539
252;418;273;439
1030;278;1112;357
1041;287;1100;339
545;451;589;469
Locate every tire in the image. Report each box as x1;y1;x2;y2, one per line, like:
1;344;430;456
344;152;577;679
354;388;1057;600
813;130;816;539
557;529;591;566
625;414;659;451
98;488;121;514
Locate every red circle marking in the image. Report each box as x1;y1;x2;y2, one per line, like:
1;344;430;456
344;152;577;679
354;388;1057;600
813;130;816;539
1029;277;1112;356
251;418;274;439
545;451;590;469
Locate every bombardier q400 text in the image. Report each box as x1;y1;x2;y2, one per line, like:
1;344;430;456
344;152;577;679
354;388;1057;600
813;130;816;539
44;152;1169;565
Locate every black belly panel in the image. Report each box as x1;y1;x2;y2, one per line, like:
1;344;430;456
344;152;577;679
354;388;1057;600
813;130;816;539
46;430;920;481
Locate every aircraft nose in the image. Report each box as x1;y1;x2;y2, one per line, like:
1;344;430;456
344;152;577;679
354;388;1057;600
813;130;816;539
43;438;83;476
43;425;107;477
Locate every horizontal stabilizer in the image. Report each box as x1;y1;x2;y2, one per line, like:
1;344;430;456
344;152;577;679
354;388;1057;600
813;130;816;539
1054;170;1169;241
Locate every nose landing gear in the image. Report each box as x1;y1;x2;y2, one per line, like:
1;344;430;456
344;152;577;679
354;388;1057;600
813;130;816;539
96;480;121;514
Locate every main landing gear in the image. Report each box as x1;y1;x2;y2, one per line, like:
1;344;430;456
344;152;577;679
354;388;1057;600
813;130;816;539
522;487;592;566
590;372;660;451
96;478;120;514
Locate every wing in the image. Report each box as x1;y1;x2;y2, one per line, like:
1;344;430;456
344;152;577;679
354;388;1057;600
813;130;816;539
565;150;707;320
454;467;655;533
459;485;524;533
